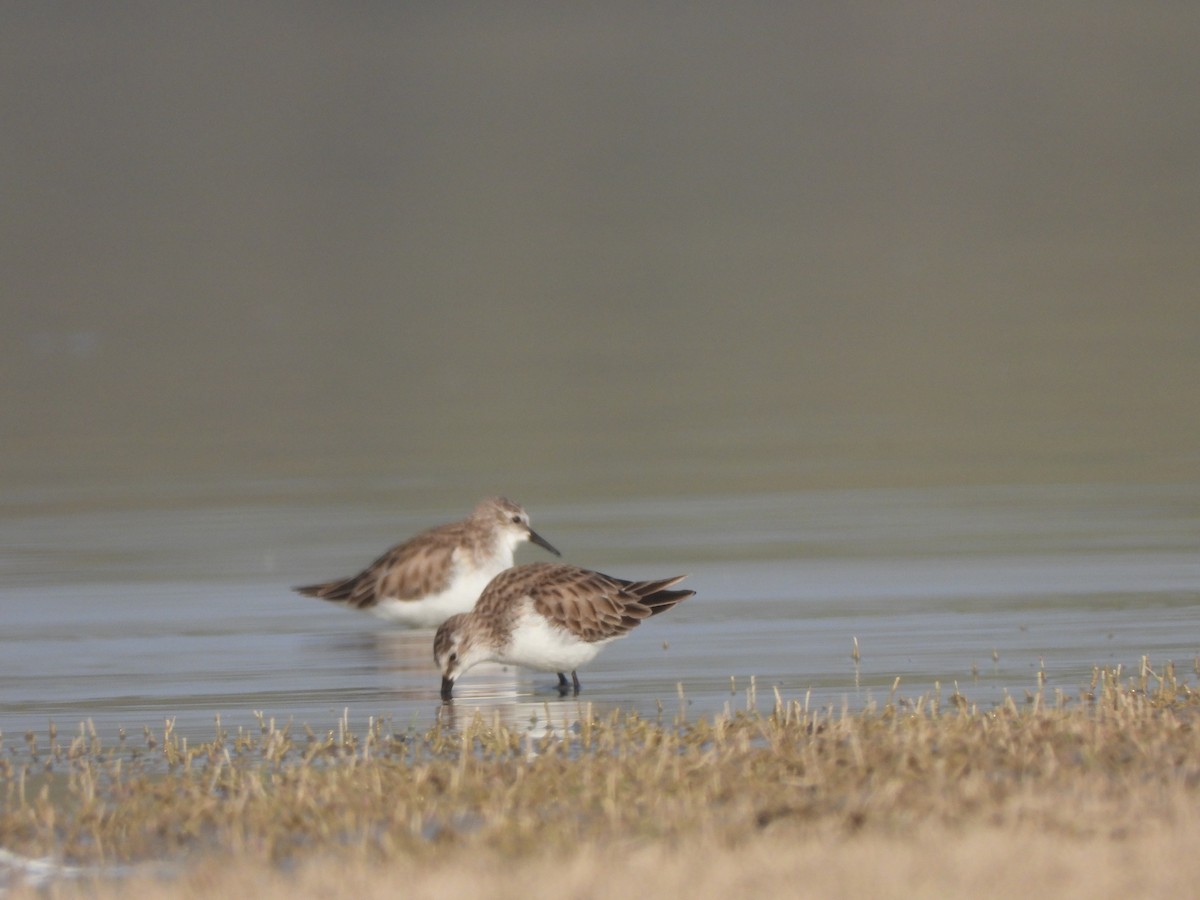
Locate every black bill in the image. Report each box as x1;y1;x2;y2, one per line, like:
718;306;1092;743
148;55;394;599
527;528;561;557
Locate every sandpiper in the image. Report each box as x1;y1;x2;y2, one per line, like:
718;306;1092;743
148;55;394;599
294;497;560;628
434;561;694;700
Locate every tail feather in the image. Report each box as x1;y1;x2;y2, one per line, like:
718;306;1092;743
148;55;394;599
294;577;360;604
641;588;695;616
624;575;694;616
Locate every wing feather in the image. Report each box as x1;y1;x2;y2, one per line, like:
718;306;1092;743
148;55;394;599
479;563;692;643
294;523;464;609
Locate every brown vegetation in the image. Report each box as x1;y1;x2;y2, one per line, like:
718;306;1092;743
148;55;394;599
3;661;1198;898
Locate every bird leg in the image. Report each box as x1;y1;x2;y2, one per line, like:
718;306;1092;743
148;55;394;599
555;671;582;695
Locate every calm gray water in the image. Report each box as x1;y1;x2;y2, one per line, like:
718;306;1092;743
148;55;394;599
3;7;1200;745
3;481;1197;742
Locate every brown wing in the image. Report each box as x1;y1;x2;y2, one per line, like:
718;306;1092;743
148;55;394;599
474;562;692;643
294;522;465;609
619;575;695;618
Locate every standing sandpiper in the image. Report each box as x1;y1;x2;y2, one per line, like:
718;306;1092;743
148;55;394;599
434;561;694;700
294;497;560;629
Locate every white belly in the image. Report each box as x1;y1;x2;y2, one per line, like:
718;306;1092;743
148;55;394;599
368;566;499;629
497;611;612;672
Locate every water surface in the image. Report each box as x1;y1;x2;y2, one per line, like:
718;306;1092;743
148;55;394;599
3;481;1196;742
3;6;1199;743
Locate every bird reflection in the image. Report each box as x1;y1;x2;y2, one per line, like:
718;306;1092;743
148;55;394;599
305;626;601;736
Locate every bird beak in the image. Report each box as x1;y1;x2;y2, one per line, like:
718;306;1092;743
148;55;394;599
527;527;561;557
440;675;455;702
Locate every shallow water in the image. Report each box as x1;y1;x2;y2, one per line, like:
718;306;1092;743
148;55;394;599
3;480;1197;743
3;6;1200;749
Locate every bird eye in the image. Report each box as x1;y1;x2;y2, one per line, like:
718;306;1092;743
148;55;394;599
448;652;458;663
511;514;522;523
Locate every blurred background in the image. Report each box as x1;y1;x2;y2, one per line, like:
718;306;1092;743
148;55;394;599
2;4;1199;737
4;4;1197;500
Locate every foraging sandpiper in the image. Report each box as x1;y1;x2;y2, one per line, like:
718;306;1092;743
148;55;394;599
434;561;693;700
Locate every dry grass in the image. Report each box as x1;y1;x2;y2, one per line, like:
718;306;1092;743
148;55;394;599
3;661;1199;898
